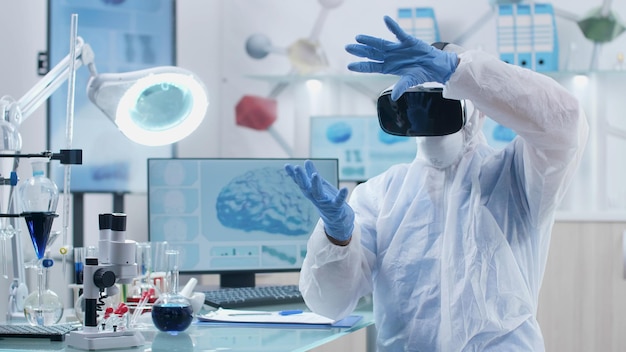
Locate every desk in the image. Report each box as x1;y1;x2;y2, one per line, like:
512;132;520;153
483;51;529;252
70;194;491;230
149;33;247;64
0;303;375;352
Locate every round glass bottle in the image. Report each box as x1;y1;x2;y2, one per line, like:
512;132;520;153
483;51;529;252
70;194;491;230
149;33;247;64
23;257;63;325
151;250;193;334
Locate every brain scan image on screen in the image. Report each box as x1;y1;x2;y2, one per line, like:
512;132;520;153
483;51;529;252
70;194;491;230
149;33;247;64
148;158;339;275
163;160;189;185
162;190;187;213
216;167;317;236
150;188;199;214
162;217;189;241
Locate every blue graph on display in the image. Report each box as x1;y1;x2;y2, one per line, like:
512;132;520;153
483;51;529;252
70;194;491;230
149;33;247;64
310;115;518;181
310;116;417;182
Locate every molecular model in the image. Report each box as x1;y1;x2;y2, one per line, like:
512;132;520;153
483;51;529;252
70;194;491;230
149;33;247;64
235;0;344;156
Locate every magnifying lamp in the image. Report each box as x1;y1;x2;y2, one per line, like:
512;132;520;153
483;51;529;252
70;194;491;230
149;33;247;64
88;66;208;146
1;36;209;146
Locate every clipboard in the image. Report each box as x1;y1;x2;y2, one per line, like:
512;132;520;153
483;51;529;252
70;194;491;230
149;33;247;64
196;308;363;329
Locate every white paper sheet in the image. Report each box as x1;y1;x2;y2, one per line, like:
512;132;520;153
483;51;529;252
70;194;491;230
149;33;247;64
197;308;336;325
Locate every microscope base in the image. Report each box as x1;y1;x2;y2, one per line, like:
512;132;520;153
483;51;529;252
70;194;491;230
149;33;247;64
66;329;145;350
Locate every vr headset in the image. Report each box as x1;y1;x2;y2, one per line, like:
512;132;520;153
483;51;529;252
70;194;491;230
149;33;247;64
377;85;466;137
376;42;466;137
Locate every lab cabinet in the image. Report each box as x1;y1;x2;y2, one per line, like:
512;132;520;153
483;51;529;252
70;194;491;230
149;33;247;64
538;221;626;352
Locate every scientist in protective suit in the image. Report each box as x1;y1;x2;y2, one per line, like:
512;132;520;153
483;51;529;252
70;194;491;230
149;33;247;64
285;15;588;352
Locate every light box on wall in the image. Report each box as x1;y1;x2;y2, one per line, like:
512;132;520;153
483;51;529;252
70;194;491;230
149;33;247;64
310;116;417;182
47;0;176;192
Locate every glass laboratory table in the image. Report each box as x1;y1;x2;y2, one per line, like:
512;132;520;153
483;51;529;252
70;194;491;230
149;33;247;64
0;301;375;352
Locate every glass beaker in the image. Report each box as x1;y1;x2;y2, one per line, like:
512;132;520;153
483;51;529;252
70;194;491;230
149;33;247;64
151;241;169;294
151;249;193;334
133;242;157;298
128;242;158;325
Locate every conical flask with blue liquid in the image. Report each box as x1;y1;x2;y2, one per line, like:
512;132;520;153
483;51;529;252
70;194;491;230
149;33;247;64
19;158;58;259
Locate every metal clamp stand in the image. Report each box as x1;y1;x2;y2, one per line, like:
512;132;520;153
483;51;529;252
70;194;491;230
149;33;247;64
1;150;82;322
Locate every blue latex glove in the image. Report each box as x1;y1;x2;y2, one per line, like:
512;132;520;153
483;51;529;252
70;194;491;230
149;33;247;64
285;160;354;242
345;15;458;101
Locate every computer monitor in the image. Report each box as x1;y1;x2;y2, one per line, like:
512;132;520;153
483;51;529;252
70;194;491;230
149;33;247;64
310;115;416;182
147;158;339;288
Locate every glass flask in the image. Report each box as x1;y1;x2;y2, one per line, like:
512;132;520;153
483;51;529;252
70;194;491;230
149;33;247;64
19;158;58;215
23;257;63;325
18;158;62;326
151;250;193;334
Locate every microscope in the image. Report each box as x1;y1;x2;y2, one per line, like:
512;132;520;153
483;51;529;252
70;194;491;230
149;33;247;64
67;213;145;350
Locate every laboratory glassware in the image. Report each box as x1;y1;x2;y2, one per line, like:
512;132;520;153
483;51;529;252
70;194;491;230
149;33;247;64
151;249;193;334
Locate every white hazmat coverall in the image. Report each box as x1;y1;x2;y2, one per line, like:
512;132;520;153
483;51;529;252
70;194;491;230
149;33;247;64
299;49;588;351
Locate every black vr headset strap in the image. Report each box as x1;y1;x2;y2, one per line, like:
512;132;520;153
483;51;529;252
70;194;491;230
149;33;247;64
431;42;449;50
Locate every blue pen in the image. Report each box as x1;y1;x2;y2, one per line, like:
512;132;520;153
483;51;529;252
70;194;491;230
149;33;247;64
228;309;304;316
279;309;303;316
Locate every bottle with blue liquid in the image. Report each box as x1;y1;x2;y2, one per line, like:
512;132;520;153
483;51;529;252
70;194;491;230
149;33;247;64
19;158;63;326
151;249;193;334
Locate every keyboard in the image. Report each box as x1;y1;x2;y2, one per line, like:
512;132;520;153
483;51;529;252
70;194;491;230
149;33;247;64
0;323;79;341
203;284;304;308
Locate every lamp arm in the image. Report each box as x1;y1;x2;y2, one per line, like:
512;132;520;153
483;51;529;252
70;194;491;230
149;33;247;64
14;36;97;125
